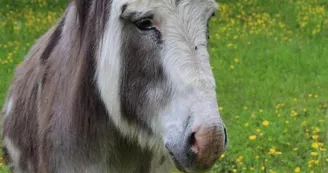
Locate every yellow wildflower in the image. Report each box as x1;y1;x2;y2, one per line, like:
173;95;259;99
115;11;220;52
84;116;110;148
308;160;314;167
312;142;319;149
234;58;239;63
294;167;300;173
262;120;269;126
268;147;282;155
312;135;318;140
236;156;243;164
311;152;318;157
249;135;257;140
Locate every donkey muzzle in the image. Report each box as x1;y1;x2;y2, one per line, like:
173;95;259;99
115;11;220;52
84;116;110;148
165;121;228;173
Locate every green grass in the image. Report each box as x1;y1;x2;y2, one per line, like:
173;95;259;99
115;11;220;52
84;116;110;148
0;0;327;173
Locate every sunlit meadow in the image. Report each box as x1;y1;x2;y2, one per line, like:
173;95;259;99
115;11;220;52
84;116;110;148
0;0;327;173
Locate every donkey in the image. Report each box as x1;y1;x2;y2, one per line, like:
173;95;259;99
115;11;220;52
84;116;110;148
1;0;228;172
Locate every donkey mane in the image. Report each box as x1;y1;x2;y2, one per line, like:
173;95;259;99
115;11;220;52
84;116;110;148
2;1;157;172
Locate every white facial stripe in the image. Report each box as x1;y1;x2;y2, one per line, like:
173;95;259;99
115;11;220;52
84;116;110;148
97;0;163;151
97;0;128;137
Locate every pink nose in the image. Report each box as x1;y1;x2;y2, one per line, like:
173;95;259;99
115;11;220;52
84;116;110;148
189;125;228;168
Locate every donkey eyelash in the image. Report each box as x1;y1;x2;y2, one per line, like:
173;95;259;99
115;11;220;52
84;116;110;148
131;17;162;42
206;13;215;40
133;17;156;31
132;15;154;23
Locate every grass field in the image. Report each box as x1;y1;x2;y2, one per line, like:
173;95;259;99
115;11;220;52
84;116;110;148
0;0;327;172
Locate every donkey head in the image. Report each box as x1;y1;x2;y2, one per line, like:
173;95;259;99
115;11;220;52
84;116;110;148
96;0;228;172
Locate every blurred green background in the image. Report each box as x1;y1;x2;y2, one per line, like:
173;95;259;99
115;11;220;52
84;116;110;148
0;0;327;172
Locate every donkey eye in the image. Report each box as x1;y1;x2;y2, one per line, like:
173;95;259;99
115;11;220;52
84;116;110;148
133;18;155;31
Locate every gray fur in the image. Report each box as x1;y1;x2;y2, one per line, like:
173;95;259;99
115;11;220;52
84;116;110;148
1;0;227;173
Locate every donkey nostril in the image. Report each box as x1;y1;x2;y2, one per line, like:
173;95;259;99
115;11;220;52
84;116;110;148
189;132;199;153
189;132;196;147
223;127;228;147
